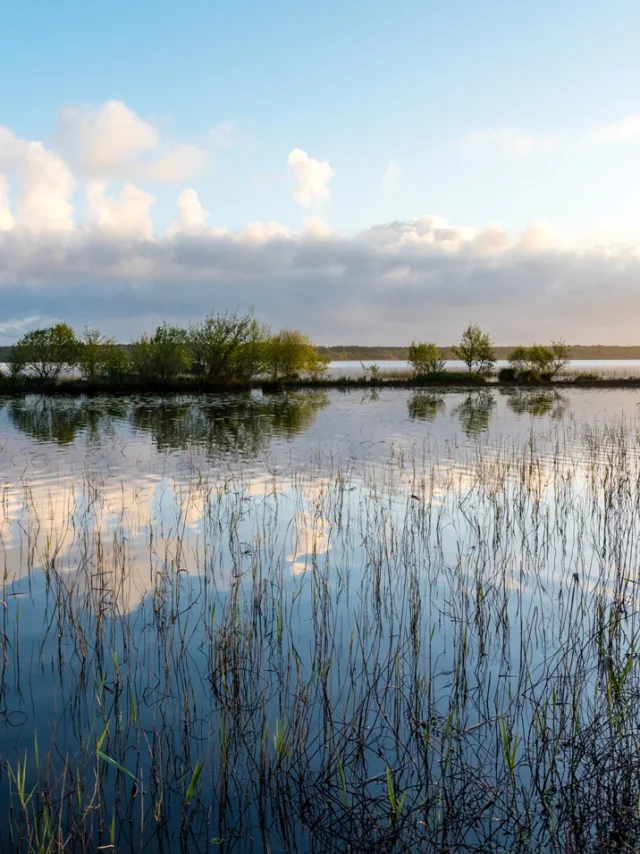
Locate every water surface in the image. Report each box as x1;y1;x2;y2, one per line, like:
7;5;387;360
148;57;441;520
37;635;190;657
0;388;639;852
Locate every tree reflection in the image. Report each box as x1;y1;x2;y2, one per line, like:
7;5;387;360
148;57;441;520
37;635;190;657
407;392;445;422
504;389;567;420
6;396;129;445
7;392;329;454
454;391;496;436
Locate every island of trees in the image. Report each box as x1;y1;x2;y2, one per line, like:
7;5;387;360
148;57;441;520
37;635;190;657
0;313;636;393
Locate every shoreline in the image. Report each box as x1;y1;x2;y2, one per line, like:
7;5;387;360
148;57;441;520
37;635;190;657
2;375;640;396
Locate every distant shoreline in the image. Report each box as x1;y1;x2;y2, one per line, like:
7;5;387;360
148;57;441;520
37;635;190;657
316;345;640;361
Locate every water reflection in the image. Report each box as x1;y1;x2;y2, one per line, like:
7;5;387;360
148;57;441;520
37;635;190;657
407;391;446;422
6;391;329;452
453;391;496;436
503;388;568;420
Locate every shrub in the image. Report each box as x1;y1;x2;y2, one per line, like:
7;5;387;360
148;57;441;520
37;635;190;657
408;341;446;376
453;324;495;375
130;323;191;382
507;340;572;381
498;367;518;382
267;330;325;382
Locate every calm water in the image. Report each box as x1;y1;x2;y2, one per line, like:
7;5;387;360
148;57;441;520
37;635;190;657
1;389;640;852
328;358;640;376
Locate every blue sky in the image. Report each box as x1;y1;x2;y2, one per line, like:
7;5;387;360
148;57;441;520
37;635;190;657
1;0;640;342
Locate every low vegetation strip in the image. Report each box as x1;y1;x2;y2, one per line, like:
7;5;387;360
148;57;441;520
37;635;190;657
1;315;639;393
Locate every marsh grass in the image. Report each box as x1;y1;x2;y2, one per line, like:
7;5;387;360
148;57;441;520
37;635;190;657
1;396;640;851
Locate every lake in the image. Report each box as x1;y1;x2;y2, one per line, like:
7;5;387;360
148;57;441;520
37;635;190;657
328;358;640;377
1;388;639;852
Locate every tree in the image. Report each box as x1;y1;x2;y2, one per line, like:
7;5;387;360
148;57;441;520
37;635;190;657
453;324;495;375
549;340;571;377
130;323;191;382
507;340;571;381
408;341;446;376
266;330;325;382
189;310;269;385
77;325;126;383
10;323;79;382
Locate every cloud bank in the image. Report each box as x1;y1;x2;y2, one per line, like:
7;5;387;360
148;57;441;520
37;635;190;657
0;101;639;344
1;209;639;345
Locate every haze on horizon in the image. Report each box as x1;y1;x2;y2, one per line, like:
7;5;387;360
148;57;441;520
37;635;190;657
1;0;640;346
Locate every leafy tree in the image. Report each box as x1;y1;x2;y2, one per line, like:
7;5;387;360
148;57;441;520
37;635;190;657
77;325;127;383
10;323;79;382
102;345;130;384
548;340;571;377
408;341;446;376
267;330;325;382
130;323;191;382
189;310;269;385
507;340;571;381
453;324;495;375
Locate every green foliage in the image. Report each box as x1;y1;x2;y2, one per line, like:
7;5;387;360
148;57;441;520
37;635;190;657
453;324;495;375
10;323;79;383
507;340;571;381
267;330;327;382
130;323;191;382
408;341;446;376
77;325;128;384
188;310;269;385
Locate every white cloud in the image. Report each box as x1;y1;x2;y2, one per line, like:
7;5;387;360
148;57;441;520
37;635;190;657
382;159;401;192
0;175;15;230
287;148;334;206
167;189;210;236
0;128;75;232
86;180;155;239
148;145;210;183
57;100;209;183
58;100;158;173
302;216;332;239
587;114;640;143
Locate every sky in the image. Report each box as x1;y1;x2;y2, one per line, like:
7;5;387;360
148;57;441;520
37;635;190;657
2;0;640;344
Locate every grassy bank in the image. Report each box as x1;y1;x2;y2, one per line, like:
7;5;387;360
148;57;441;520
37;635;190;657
3;371;640;396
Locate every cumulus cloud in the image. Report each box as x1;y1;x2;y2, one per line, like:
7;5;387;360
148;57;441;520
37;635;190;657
0;175;15;231
287;148;334;206
57;100;209;183
167;188;210;236
0;128;75;232
1;212;640;345
85;181;155;239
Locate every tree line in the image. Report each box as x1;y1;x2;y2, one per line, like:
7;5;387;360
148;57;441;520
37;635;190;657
408;323;571;381
0;317;574;389
2;312;328;387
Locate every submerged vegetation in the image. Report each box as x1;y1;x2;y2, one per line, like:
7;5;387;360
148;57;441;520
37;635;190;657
1;389;640;851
